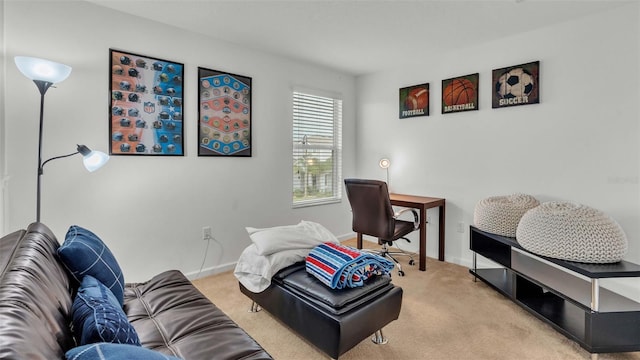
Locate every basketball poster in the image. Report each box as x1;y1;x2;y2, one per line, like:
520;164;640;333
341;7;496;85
492;61;539;108
399;83;429;118
442;73;479;114
109;49;184;155
198;67;252;157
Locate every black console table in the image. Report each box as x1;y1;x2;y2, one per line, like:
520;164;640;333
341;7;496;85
469;226;640;358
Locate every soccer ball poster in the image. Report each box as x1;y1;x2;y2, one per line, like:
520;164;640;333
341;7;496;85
198;67;252;157
442;73;479;114
492;61;539;108
399;83;429;118
109;49;184;155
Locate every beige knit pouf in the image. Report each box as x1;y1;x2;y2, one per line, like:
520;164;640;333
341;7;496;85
516;201;628;263
473;194;540;237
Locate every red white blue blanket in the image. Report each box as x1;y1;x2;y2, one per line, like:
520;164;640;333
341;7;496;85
305;242;395;289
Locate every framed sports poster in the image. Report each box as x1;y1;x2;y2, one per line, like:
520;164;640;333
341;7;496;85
399;83;429;118
198;67;252;157
109;49;184;155
492;61;539;108
442;73;479;114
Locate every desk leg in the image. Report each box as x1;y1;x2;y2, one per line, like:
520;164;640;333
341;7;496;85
357;232;363;249
419;206;426;271
439;203;445;261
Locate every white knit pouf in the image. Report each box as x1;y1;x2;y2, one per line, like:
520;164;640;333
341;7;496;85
473;194;540;237
516;201;628;263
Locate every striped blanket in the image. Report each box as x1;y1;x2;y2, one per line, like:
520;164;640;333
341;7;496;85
305;242;395;289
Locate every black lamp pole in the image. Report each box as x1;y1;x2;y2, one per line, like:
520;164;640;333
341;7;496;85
35;79;54;223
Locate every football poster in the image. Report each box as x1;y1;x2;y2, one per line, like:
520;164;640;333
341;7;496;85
399;83;429;118
441;73;479;114
492;61;540;108
109;49;184;156
109;49;184;155
198;67;252;157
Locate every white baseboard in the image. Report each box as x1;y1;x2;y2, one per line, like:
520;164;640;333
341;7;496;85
185;261;237;280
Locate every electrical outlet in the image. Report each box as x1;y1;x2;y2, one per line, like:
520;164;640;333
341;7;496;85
202;226;212;241
457;222;465;233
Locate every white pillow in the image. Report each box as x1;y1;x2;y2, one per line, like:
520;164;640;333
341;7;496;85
247;220;339;256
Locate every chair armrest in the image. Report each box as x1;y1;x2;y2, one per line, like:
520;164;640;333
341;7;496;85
394;208;420;230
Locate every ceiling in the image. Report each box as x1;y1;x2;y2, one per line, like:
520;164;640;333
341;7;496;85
86;0;630;76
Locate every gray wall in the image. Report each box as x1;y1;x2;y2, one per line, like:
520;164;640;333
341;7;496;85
355;3;640;300
3;0;356;281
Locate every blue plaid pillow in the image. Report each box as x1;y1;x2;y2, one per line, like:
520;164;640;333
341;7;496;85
58;225;125;305
66;343;182;360
71;275;140;346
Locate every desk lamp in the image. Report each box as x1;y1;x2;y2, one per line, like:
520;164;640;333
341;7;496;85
15;56;110;222
379;158;390;185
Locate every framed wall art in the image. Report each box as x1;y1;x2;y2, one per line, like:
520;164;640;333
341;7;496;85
198;67;252;157
109;49;184;155
492;61;539;108
399;83;429;118
442;73;479;114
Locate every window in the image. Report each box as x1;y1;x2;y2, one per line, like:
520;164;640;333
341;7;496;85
292;90;342;207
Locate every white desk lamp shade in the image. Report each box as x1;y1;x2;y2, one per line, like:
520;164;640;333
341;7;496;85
379;158;391;169
15;56;72;83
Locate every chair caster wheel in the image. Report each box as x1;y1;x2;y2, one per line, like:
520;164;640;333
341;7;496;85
408;259;415;266
398;270;405;276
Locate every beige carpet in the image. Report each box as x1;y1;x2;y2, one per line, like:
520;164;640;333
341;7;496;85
192;240;640;360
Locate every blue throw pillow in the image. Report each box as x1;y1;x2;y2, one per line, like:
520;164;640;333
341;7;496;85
72;275;140;346
66;343;182;360
58;225;125;305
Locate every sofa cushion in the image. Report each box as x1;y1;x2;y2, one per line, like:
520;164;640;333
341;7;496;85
58;225;125;305
66;343;182;360
125;270;272;359
72;275;140;346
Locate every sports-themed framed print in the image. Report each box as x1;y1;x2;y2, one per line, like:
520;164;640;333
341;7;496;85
198;67;252;157
399;83;429;118
492;61;539;108
109;49;184;155
442;73;479;114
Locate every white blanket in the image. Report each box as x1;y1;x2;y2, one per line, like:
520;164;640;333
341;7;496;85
234;221;340;293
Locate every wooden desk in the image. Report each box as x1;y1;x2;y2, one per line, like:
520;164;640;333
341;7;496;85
355;193;446;271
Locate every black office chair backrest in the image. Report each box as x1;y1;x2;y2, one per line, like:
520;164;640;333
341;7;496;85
344;178;395;239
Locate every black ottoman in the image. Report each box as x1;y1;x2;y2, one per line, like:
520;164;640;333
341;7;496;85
239;262;403;359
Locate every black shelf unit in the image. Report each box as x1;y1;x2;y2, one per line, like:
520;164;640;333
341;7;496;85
469;226;640;356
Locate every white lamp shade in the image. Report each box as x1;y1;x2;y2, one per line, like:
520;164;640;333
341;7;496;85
82;150;110;172
15;56;72;83
379;158;391;169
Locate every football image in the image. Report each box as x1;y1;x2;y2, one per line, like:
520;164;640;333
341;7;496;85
404;87;428;110
495;67;534;99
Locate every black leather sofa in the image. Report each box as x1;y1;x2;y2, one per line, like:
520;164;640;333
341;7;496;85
239;262;403;359
0;222;272;360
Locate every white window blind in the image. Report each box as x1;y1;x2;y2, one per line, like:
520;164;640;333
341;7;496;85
292;91;342;207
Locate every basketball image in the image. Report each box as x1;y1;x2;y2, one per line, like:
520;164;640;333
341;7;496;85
404;87;428;110
495;67;534;99
443;78;476;106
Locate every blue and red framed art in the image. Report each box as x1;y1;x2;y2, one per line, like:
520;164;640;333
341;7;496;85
109;49;184;156
198;67;252;157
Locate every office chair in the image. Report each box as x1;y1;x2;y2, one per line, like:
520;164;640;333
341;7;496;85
344;178;419;276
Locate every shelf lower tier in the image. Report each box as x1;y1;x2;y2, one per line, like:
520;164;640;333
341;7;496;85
471;267;640;353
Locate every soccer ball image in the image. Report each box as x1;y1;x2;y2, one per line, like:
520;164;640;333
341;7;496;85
495;67;534;99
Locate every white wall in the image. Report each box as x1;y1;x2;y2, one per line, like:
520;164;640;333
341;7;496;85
3;1;356;281
356;3;640;299
0;0;6;235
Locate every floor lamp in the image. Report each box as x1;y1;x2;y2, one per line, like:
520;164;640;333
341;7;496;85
15;56;110;222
